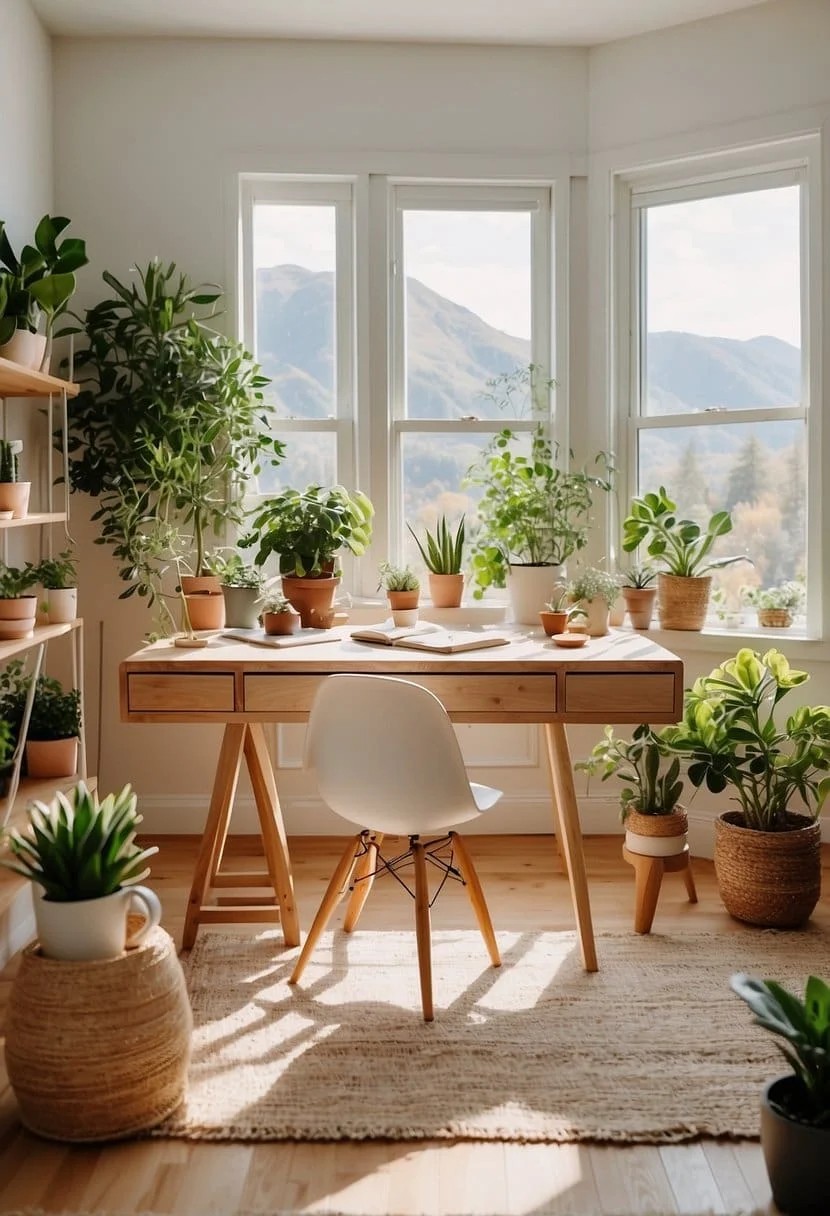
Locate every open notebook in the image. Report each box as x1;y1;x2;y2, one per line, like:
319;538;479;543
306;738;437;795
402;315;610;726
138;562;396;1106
350;621;511;654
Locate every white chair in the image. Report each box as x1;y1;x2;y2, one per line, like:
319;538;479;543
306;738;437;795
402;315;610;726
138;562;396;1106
289;673;503;1020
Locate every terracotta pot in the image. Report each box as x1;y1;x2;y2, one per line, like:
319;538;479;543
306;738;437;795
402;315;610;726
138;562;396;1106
539;610;569;637
26;736;78;779
183;592;225;631
428;573;464;608
623;586;657;629
387;589;420;611
657;573;711;630
282;574;340;629
263;609;300;636
0;594;37;640
761;1075;830;1216
625;807;688;857
714;811;821;928
0;481;31;519
179;574;221;596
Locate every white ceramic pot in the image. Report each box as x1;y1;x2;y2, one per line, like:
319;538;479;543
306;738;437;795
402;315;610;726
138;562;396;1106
624;828;688;857
34;884;162;961
392;608;419;627
0;330;47;370
508;564;564;625
43;586;77;624
583;598;611;637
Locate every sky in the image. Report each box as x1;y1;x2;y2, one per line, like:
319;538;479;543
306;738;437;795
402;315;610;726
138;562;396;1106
253;183;801;348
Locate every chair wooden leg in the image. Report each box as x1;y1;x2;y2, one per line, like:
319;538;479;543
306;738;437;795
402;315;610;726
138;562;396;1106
412;841;434;1023
289;834;364;984
452;833;501;967
344;831;383;932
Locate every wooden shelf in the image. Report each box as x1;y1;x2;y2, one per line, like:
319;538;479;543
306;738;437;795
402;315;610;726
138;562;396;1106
0;357;79;399
0;619;81;665
0;512;67;530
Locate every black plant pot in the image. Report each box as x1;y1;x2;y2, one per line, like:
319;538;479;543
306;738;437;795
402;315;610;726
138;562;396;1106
761;1075;830;1215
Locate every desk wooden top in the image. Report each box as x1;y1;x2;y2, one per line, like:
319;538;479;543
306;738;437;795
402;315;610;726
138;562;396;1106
120;626;684;726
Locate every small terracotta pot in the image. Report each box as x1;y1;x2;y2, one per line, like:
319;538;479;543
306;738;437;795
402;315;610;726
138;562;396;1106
623;587;657;630
183;592;225;631
0;481;31;519
387;589;420;611
263;609;300;636
539;610;569;636
26;736;78;779
428;573;464;608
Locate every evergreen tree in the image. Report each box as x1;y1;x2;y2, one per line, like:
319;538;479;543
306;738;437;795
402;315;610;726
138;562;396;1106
671;440;709;520
724;433;767;513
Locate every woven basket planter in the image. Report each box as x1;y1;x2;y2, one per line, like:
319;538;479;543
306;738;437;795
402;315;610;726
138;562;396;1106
758;608;793;629
4;925;192;1142
657;573;711;630
714;811;821;928
625;807;688;857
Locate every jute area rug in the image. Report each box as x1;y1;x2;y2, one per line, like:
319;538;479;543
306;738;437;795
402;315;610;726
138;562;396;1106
153;927;822;1145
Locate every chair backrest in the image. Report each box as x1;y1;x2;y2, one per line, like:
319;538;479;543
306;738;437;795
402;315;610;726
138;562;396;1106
305;673;484;835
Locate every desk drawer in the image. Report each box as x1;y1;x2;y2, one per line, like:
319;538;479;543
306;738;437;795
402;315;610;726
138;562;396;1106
127;673;235;713
243;673;555;716
563;672;676;718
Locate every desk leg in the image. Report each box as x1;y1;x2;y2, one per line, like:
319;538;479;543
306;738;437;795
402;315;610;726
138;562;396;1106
183;723;246;950
542;723;598;972
244;723;300;948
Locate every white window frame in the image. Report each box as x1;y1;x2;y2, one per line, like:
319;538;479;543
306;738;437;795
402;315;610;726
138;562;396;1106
612;136;822;637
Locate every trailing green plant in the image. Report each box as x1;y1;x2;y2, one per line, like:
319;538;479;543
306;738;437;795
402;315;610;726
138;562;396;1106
60;259;284;629
731;972;830;1127
241;484;374;577
568;566;623;607
0;561;40;599
407;515;465;575
745;580;806;614
622;487;746;578
576;723;684;821
38;549;78;590
622;564;657;589
464;368;614;597
205;551;264;591
662;648;830;832
0;781;157;902
377;562;420;593
0;215;88;346
0;439;20;483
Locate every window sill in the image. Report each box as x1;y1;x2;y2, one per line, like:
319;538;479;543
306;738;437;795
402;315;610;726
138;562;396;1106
645;625;827;662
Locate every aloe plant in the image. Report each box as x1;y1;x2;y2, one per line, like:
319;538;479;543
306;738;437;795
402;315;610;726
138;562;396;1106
0;781;158;901
408;515;465;575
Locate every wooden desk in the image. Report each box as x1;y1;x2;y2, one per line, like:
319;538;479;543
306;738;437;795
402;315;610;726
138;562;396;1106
119;627;683;970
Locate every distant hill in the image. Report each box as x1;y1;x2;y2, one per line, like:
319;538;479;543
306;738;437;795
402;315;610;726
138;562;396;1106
646;331;800;413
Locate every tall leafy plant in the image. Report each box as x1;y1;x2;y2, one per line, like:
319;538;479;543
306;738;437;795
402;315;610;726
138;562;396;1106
0;215;88;346
63;260;284;629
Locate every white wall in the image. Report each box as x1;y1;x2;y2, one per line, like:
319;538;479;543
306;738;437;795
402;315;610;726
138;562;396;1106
1;0;53;236
43;0;830;846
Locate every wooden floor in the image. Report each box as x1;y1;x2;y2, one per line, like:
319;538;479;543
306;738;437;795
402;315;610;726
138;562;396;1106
2;832;820;1216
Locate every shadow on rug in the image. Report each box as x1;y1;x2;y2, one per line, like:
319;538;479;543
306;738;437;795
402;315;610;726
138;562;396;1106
151;926;823;1145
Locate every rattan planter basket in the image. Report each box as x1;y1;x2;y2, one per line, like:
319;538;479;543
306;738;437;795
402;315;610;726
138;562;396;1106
758;608;793;628
4;925;192;1142
625;807;688;857
657;573;711;631
714;811;822;928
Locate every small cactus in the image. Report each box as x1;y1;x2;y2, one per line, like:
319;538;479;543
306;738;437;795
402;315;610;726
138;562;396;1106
0;440;19;483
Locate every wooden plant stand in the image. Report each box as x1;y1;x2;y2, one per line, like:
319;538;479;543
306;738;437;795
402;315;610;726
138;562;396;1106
622;844;698;934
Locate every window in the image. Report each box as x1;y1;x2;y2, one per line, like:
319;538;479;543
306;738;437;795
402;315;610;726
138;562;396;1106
239;175;555;594
615;141;819;632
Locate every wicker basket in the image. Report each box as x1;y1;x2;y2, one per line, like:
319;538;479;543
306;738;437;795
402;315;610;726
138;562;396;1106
657;573;711;630
758;608;793;629
4;925;192;1142
625;807;688;857
714;811;821;928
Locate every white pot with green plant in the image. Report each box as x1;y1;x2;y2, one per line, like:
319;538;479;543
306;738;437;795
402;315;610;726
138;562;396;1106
745;579;805;630
0;438;29;519
63;259;284;637
0;782;160;961
622;487;748;631
38;548;78;624
408;515;465;608
464;366;614;625
378;561;420;625
0;215;88;371
662;648;830;927
577;723;688;856
0;561;40;639
567;567;623;637
731;972;830;1216
242;484;373;629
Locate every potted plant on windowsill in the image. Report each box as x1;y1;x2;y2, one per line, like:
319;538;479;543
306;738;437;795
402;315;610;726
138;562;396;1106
241;484;373;629
378;562;420;626
731;972;830;1216
0;438;29;519
38;548;78;624
662;648;830;928
622;487;748;631
0;561;41;639
621;564;658;630
464;366;614;625
408;515;465;608
745;579;805;630
567;566;623;637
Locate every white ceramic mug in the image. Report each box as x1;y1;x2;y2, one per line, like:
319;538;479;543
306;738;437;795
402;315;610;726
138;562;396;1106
35;884;163;961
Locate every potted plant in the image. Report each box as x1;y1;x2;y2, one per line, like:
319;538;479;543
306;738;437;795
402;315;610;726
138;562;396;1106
745;580;805;629
241;484;374;628
464;366;614;624
378;562;420;625
25;672;82;778
0;438;29;519
731;971;830;1215
710;586;745;630
567;567;623;637
621;565;658;630
539;587;587;637
0;560;41;639
38;548;78;624
62;259;284;636
259;591;300;636
408;515;465;608
207;551;266;629
0;214;88;370
662;648;830;927
0;781;161;960
622;487;748;630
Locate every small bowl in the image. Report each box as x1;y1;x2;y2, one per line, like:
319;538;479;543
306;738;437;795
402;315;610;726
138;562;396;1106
551;632;588;649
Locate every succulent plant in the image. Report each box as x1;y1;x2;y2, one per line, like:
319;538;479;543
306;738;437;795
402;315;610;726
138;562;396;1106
377;562;420;592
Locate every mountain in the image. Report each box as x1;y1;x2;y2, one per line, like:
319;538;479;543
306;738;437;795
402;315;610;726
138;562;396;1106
646;331;800;413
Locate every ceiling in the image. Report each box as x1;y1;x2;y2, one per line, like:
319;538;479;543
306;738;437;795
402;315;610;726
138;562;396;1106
31;0;771;47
